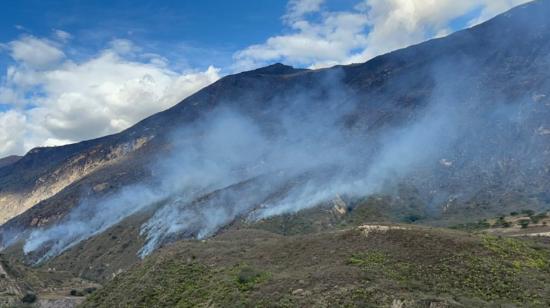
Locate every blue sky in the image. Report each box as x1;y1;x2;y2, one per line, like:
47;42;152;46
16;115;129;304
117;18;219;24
0;0;531;157
0;0;372;72
0;0;500;73
0;0;286;71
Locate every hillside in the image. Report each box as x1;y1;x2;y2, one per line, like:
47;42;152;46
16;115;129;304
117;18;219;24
2;205;550;307
2;0;550;306
0;156;21;169
2;0;550;250
82;226;550;307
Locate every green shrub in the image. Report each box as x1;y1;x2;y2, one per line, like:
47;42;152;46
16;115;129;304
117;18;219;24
521;209;535;217
235;266;269;291
70;289;85;296
519;219;530;229
84;287;97;294
531;213;548;224
494;216;511;228
21;293;37;303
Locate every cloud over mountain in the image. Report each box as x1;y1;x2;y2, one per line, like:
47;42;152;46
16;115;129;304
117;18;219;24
234;0;531;70
0;0;533;157
0;35;220;157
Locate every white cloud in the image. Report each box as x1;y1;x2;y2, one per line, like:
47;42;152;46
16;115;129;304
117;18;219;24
0;0;533;157
468;0;532;26
109;38;136;54
284;0;324;23
234;0;531;70
0;110;27;156
234;8;369;70
8;36;65;69
0;35;220;157
53;29;72;42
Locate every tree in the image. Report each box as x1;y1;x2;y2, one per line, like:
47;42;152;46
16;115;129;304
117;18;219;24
519;219;530;229
21;293;37;303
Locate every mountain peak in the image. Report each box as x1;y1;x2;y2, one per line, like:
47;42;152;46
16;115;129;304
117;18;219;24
246;63;307;75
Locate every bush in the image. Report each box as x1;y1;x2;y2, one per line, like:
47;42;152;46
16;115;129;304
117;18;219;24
234;266;269;291
519;219;530;229
403;215;422;223
84;287;97;294
21;293;37;303
479;219;490;228
494;217;510;228
70;289;85;296
521;209;535;217
237;267;261;285
530;213;548;224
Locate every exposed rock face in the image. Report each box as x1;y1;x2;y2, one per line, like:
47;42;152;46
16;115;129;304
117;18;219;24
0;136;153;224
0;262;22;296
0;255;27;306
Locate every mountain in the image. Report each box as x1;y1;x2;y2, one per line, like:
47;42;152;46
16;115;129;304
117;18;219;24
0;155;21;169
2;0;550;306
3;0;550;234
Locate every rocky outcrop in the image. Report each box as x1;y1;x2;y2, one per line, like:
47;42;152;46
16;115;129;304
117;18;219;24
0;136;153;224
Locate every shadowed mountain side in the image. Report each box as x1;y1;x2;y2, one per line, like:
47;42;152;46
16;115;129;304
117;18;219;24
0;156;21;169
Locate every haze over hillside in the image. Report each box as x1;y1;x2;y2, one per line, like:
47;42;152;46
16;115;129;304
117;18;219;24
2;0;549;259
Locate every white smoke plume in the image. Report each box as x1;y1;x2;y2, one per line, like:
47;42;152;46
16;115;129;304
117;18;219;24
19;54;549;261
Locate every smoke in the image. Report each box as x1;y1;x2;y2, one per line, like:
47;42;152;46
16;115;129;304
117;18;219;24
23;183;163;263
18;53;550;261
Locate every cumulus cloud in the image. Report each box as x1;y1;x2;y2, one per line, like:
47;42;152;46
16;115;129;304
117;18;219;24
8;36;65;69
0;0;532;157
284;0;324;22
0;110;27;156
0;35;220;157
234;0;531;70
234;9;369;70
53;29;72;42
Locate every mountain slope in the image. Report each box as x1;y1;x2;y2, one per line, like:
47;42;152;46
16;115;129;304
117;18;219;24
0;155;21;169
82;226;550;307
2;0;550;273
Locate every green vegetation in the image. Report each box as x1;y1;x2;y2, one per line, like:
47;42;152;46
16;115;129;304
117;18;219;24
82;226;550;307
450;219;491;231
531;212;548;224
518;219;530;229
20;293;36;303
82;259;272;307
235;265;270;291
521;209;536;217
69;287;96;297
347;235;550;305
482;236;549;270
4;203;549;307
493;216;511;228
451;210;550;232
